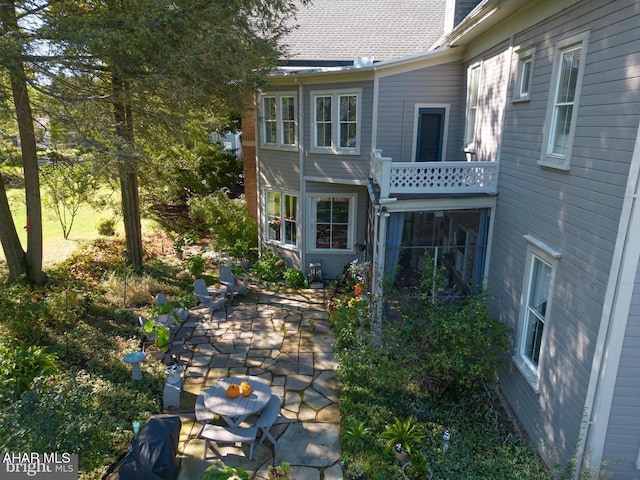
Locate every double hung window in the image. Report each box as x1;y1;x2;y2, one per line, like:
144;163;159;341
309;195;354;251
539;31;589;170
261;93;297;149
266;191;297;247
515;236;561;390
311;90;360;154
464;63;481;147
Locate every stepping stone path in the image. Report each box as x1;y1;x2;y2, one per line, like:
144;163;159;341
164;286;343;480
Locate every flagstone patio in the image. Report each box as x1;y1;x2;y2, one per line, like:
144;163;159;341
163;286;344;480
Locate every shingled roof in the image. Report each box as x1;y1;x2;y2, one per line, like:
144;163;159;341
282;0;449;64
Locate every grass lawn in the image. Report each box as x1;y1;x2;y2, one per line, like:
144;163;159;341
2;185;158;266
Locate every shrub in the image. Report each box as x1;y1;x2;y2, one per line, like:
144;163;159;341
380;416;424;455
96;217;116;236
186;254;207;277
283;268;306;287
187;191;258;254
201;465;250;480
253;250;286;282
0;342;58;403
332;289;550;479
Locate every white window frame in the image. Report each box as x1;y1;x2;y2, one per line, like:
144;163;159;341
410;103;450;162
512;46;536;102
514;235;561;392
260;92;297;151
464;62;481;149
310;89;361;155
539;31;590;170
265;190;299;248
308;194;356;253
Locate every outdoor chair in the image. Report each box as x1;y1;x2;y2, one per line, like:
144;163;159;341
193;279;226;315
256;393;282;445
155;293;168;306
218;266;248;301
199;424;258;461
195;394;215;425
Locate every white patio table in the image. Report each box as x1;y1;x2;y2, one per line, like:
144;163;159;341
202;375;271;427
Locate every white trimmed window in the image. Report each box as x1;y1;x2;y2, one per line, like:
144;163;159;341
266;191;298;247
464;63;481;148
311;89;360;154
513;46;536;102
261;93;297;149
514;235;561;391
539;31;590;170
309;195;355;251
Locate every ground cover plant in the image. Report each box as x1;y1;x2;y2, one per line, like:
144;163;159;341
332;266;552;479
0;236;195;479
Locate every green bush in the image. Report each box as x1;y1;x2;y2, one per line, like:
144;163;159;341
0;342;58;403
252;250;286;282
96;217;116;236
332;289;550;479
186;254;207;277
283;268;306;287
187;191;258;254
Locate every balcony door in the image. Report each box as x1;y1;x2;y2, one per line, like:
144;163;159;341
415;107;446;162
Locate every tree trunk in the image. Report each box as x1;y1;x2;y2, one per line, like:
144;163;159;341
0;172;26;282
0;0;46;285
113;72;143;272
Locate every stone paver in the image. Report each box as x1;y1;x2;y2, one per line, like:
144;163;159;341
157;286;343;480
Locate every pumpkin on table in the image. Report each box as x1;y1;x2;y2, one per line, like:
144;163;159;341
226;384;240;398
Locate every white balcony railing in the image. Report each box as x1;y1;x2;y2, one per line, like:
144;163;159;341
370;149;498;199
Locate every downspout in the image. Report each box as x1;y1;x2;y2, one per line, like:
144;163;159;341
255;91;263;251
578;121;640;477
295;77;306;271
370;64;382;322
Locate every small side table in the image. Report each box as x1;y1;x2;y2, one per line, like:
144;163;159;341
123;351;146;381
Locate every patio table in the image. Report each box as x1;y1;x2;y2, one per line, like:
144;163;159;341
207;284;227;296
202;375;271;427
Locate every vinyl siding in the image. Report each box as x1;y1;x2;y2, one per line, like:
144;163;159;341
257;85;302;191
304;182;369;281
602;264;640;477
485;0;640;468
376;62;465;162
473;40;511;162
302;79;374;183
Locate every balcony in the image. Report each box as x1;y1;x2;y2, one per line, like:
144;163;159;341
370;149;498;199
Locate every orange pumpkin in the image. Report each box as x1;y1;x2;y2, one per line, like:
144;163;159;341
226;384;240;398
240;381;252;397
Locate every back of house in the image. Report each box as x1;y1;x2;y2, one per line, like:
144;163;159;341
245;0;640;476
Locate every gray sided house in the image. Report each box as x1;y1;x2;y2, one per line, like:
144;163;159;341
247;0;640;476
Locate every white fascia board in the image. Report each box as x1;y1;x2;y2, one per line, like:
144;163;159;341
434;0;582;57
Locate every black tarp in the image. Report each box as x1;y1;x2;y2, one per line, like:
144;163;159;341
116;416;181;480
